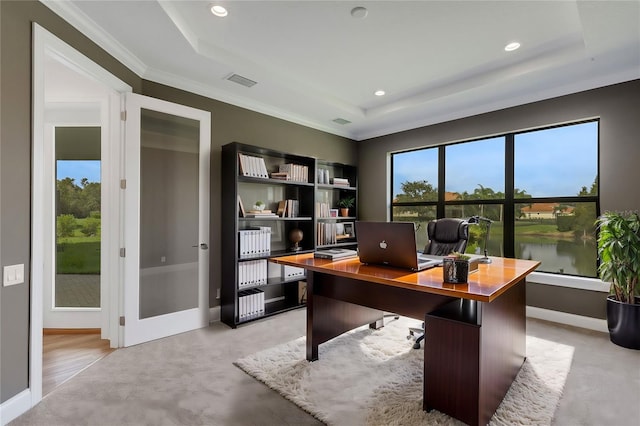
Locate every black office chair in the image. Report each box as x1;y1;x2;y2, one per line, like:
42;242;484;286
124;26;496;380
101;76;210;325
408;218;469;348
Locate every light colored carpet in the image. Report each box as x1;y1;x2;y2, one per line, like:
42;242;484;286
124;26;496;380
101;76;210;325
235;316;574;426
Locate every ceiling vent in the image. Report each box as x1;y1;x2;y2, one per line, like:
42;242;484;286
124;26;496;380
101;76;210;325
226;73;257;88
332;118;352;125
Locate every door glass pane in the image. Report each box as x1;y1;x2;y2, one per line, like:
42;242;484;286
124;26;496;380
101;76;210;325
55;127;101;308
139;109;200;319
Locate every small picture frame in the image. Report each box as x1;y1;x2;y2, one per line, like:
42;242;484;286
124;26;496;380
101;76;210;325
329;209;338;218
343;222;354;237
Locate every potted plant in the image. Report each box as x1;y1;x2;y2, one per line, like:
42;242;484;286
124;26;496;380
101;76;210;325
596;210;640;349
442;252;472;283
337;196;355;217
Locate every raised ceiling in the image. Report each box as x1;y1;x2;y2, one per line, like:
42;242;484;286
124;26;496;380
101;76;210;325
42;1;640;141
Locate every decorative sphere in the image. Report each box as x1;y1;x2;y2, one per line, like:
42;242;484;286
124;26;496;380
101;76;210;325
289;228;303;251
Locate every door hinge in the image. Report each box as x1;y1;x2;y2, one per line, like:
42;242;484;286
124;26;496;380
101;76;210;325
121;110;127;121
120;179;127;189
119;316;125;326
120;248;126;257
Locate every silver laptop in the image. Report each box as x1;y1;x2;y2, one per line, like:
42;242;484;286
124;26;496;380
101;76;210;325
355;221;443;271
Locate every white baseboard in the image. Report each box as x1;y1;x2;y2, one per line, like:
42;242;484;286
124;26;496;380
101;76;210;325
526;306;608;333
0;389;32;426
209;306;221;323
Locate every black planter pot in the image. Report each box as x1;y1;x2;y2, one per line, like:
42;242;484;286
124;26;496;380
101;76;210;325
606;296;640;350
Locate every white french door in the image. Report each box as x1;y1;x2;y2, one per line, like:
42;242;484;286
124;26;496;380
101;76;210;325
123;93;210;346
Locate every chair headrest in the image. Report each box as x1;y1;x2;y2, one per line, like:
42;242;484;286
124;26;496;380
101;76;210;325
427;218;468;243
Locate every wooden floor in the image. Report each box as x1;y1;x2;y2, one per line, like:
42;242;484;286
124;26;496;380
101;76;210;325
43;332;115;396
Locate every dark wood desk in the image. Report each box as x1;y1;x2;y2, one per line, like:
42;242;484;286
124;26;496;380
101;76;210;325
272;254;540;426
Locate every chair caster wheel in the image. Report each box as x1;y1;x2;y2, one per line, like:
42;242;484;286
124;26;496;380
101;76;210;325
406;335;412;340
413;342;421;349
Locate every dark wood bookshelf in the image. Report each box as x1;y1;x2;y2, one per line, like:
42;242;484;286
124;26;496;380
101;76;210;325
221;142;357;328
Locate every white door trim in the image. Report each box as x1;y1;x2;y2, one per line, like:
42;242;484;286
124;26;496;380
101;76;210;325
31;23;132;412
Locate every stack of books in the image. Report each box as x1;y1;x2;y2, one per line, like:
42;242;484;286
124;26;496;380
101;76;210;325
244;209;277;218
332;177;349;186
270;172;290;180
314;248;358;260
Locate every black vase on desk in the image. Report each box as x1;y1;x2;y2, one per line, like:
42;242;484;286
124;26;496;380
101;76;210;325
443;257;469;283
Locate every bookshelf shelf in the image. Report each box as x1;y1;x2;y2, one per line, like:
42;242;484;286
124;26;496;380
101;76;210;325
222;142;356;328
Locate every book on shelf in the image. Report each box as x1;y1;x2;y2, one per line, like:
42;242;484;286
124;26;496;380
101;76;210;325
270;172;290;180
279;163;308;183
238;258;268;289
244;210;277;218
331;177;350;186
314;248;358;260
238;227;272;257
238;153;269;178
317;222;341;245
280;199;300;217
283;265;305;279
315;201;331;218
238;288;265;322
238;195;246;217
317;168;330;184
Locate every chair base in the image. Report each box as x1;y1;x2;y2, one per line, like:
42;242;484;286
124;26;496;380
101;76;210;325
408;325;425;349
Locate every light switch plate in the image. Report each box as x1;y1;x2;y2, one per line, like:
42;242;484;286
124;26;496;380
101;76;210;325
3;264;24;286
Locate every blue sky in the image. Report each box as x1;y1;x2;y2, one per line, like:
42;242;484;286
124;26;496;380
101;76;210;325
57;160;101;184
393;121;598;198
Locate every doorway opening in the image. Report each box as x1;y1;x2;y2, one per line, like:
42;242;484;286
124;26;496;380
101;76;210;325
54;127;102;309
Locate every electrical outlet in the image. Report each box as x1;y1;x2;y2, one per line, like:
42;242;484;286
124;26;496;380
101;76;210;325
160;256;166;263
3;264;24;286
216;288;220;299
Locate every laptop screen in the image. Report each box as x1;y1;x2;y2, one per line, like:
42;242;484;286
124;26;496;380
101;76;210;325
355;221;434;271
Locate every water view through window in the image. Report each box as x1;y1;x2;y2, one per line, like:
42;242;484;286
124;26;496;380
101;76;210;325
392;120;599;277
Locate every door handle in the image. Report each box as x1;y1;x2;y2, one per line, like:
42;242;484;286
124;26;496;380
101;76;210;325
193;243;209;250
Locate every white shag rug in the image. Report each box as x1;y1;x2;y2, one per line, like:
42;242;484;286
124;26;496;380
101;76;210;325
235;316;574;426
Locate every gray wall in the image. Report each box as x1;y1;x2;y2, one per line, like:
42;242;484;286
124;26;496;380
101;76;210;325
357;79;640;319
0;0;355;403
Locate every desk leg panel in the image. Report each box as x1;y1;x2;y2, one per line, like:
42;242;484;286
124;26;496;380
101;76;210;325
423;279;526;426
306;272;383;361
478;279;526;425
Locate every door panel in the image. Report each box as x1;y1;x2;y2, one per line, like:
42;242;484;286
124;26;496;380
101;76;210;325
123;93;210;346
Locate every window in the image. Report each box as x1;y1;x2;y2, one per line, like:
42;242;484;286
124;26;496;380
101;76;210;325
391;120;599;278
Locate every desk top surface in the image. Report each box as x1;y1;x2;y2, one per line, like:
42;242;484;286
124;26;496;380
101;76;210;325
272;254;540;302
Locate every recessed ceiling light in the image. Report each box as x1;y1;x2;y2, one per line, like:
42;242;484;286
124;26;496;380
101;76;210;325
374;90;386;96
505;41;521;52
211;5;228;17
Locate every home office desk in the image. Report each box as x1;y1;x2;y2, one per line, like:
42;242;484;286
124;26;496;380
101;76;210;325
272;253;540;426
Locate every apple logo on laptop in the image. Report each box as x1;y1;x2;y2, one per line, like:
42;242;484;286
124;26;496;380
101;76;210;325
379;240;387;249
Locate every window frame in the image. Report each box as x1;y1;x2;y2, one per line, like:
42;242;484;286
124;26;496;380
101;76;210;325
390;119;601;282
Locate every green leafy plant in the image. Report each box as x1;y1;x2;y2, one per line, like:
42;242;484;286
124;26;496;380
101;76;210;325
337;196;355;209
596;211;640;304
448;251;471;261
